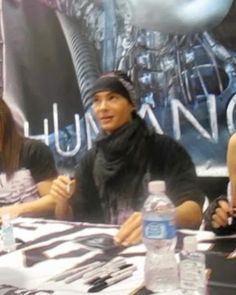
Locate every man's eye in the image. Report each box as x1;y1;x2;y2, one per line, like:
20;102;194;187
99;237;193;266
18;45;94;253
93;98;99;104
110;95;118;100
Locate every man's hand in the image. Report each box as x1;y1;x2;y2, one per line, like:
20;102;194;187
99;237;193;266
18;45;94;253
49;175;76;201
50;176;76;220
211;200;233;229
113;211;142;246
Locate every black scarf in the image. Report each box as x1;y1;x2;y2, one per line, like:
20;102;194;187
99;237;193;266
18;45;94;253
93;114;151;224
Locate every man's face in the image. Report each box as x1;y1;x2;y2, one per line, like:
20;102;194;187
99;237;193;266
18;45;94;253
92;91;134;134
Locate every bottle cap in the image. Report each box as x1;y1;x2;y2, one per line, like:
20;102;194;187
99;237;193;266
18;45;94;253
148;180;165;194
183;236;197;252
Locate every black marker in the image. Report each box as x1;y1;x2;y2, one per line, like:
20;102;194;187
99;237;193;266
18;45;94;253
89;264;134;285
88;268;135;293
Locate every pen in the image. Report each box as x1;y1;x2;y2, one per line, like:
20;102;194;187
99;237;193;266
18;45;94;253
52;261;102;282
88;269;135;293
63;262;105;284
208;280;236;289
104;256;125;265
66;182;72;194
82;257;126;281
85;263;134;285
66;184;70;193
64;173;74;193
89;264;137;286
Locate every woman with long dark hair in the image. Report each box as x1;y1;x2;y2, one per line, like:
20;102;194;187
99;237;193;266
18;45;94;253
0;98;60;219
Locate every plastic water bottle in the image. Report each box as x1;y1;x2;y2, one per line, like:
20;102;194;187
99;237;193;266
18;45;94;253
142;180;178;293
1;213;16;252
179;236;206;295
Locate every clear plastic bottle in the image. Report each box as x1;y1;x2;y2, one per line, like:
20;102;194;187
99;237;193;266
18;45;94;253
179;236;206;295
1;213;16;252
142;180;178;293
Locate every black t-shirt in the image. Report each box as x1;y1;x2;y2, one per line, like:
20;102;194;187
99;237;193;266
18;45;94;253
0;138;57;206
19;138;57;183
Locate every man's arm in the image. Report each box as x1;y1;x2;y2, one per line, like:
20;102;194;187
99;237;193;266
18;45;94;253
175;200;202;228
50;175;75;220
114;136;204;246
114;200;202;246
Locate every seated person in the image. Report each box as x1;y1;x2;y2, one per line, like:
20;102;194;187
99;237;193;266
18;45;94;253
204;133;236;234
0;98;67;219
53;71;204;245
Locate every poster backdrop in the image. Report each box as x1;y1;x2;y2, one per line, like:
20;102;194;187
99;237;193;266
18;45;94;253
2;0;236;176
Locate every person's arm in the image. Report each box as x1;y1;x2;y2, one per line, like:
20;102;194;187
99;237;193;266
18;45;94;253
210;200;230;228
0;178;56;218
114;201;202;246
203;195;236;235
159;136;204;217
151;134;203;227
227;133;236;206
114;135;203;246
202;134;236;234
0;175;76;220
175;200;202;228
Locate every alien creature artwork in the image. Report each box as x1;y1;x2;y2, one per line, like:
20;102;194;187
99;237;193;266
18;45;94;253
2;0;236;175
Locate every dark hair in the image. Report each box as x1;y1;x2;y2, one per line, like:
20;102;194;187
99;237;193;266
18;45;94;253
0;99;23;178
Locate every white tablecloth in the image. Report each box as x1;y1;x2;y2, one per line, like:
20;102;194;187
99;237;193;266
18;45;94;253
0;217;146;295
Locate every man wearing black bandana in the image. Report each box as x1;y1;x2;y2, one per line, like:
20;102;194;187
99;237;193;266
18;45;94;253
53;71;204;246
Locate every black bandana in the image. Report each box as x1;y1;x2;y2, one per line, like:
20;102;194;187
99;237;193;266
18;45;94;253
91;74;136;106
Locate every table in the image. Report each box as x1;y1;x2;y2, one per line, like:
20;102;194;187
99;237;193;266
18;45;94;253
0;217;145;295
0;218;236;295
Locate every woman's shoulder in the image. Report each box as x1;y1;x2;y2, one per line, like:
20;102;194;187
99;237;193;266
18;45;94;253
20;138;55;165
22;137;52;153
23;137;47;148
19;138;57;182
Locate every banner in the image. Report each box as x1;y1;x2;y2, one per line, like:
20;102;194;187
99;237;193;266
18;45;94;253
2;0;236;176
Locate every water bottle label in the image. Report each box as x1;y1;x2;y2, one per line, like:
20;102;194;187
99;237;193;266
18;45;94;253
143;219;176;239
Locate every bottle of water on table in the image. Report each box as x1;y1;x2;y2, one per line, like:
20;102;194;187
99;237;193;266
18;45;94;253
142;180;178;293
179;236;206;295
1;213;16;252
